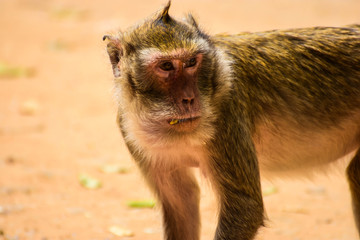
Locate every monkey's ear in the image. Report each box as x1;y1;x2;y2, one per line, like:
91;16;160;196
156;1;172;24
103;35;123;78
184;13;210;40
185;13;199;29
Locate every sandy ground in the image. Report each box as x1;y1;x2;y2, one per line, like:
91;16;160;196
0;0;360;239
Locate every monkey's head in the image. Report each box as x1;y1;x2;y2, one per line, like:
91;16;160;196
104;2;231;146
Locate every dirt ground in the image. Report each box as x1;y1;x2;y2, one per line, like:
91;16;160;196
1;0;360;239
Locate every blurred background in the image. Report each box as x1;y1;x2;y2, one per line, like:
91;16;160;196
0;0;359;239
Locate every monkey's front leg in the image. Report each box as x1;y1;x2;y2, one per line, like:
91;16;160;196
209;125;265;240
141;162;201;240
214;185;264;240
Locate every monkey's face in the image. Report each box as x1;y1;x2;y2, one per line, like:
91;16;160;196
120;42;219;142
105;7;228;145
134;48;209;132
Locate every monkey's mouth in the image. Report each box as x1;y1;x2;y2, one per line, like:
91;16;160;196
167;116;201;125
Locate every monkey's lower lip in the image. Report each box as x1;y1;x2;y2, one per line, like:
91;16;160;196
168;117;200;125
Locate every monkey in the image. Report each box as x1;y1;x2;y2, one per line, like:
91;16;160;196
103;2;360;240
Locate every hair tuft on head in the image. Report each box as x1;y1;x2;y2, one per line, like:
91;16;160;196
157;0;172;24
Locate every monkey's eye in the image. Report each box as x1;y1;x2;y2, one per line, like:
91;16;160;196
185;57;197;68
159;61;175;71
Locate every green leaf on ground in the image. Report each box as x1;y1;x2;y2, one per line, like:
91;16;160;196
262;186;278;196
79;173;102;189
127;200;156;209
0;62;34;78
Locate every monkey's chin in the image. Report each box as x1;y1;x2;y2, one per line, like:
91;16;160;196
167;116;201;132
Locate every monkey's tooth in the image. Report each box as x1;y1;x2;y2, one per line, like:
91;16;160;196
169;119;179;125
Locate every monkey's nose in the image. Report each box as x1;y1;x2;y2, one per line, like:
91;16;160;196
182;98;195;105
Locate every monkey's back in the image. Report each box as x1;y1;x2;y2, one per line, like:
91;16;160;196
213;25;360;175
213;25;360;127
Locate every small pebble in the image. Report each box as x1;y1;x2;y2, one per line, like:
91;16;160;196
306;186;326;195
5;156;16;164
19;100;40;116
108;226;134;237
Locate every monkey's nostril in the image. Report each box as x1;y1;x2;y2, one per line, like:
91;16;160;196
182;98;195;105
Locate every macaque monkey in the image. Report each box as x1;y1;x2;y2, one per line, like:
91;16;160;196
104;2;360;239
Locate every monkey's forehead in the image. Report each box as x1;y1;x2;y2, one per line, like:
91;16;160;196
121;18;208;51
